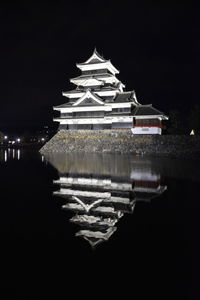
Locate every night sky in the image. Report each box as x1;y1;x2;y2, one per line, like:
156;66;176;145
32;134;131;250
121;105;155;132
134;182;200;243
0;1;199;133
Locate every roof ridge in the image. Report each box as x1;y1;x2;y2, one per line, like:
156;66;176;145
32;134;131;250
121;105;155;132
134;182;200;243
93;48;105;60
84;88;104;101
77;49;107;65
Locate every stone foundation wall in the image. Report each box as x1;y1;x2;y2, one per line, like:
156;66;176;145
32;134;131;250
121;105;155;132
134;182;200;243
40;129;200;159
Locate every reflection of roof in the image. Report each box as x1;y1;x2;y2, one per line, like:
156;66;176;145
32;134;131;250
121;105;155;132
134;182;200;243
62;202;121;216
134;189;166;202
70;214;118;228
133;105;165;116
49;152;168;249
79;236;103;248
77;228;117;248
76;227;117;239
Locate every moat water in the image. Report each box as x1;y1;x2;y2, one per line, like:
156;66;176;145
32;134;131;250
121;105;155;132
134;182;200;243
0;149;199;298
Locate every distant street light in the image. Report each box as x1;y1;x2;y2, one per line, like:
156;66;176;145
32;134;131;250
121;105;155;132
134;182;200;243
41;138;45;141
4;136;8;139
17;138;21;142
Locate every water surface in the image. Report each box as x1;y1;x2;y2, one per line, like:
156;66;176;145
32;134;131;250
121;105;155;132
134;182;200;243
0;149;199;298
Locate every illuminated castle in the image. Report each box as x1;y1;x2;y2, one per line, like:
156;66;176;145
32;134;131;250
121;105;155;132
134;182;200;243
53;49;168;134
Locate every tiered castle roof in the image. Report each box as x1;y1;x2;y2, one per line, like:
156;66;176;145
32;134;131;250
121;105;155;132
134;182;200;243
55;49;139;107
76;48;120;74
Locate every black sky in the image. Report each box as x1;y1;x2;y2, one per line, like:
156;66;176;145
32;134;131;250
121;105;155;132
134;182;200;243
0;0;199;133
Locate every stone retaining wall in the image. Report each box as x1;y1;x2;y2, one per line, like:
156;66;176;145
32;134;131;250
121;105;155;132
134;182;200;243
40;129;200;159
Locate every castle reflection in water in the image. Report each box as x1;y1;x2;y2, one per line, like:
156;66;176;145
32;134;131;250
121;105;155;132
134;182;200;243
45;153;167;248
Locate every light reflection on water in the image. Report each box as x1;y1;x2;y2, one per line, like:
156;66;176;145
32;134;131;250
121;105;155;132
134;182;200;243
1;148;199;253
0;149;21;162
0;149;19;162
0;149;45;163
17;149;20;160
44;153;167;248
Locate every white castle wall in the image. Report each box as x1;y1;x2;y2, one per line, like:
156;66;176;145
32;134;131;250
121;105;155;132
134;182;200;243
131;127;162;135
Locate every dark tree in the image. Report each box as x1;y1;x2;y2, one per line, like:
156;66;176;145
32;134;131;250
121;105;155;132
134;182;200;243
22;131;31;143
188;105;200;135
167;109;185;134
0;131;4;143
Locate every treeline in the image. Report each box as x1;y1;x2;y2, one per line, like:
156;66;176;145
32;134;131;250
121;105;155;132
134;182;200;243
166;104;200;135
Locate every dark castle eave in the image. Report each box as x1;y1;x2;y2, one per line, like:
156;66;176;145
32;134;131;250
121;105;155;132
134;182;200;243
63;86;120;94
70;73;119;81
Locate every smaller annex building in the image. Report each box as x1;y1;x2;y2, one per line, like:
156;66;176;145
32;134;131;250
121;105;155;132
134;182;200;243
54;49;168;134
